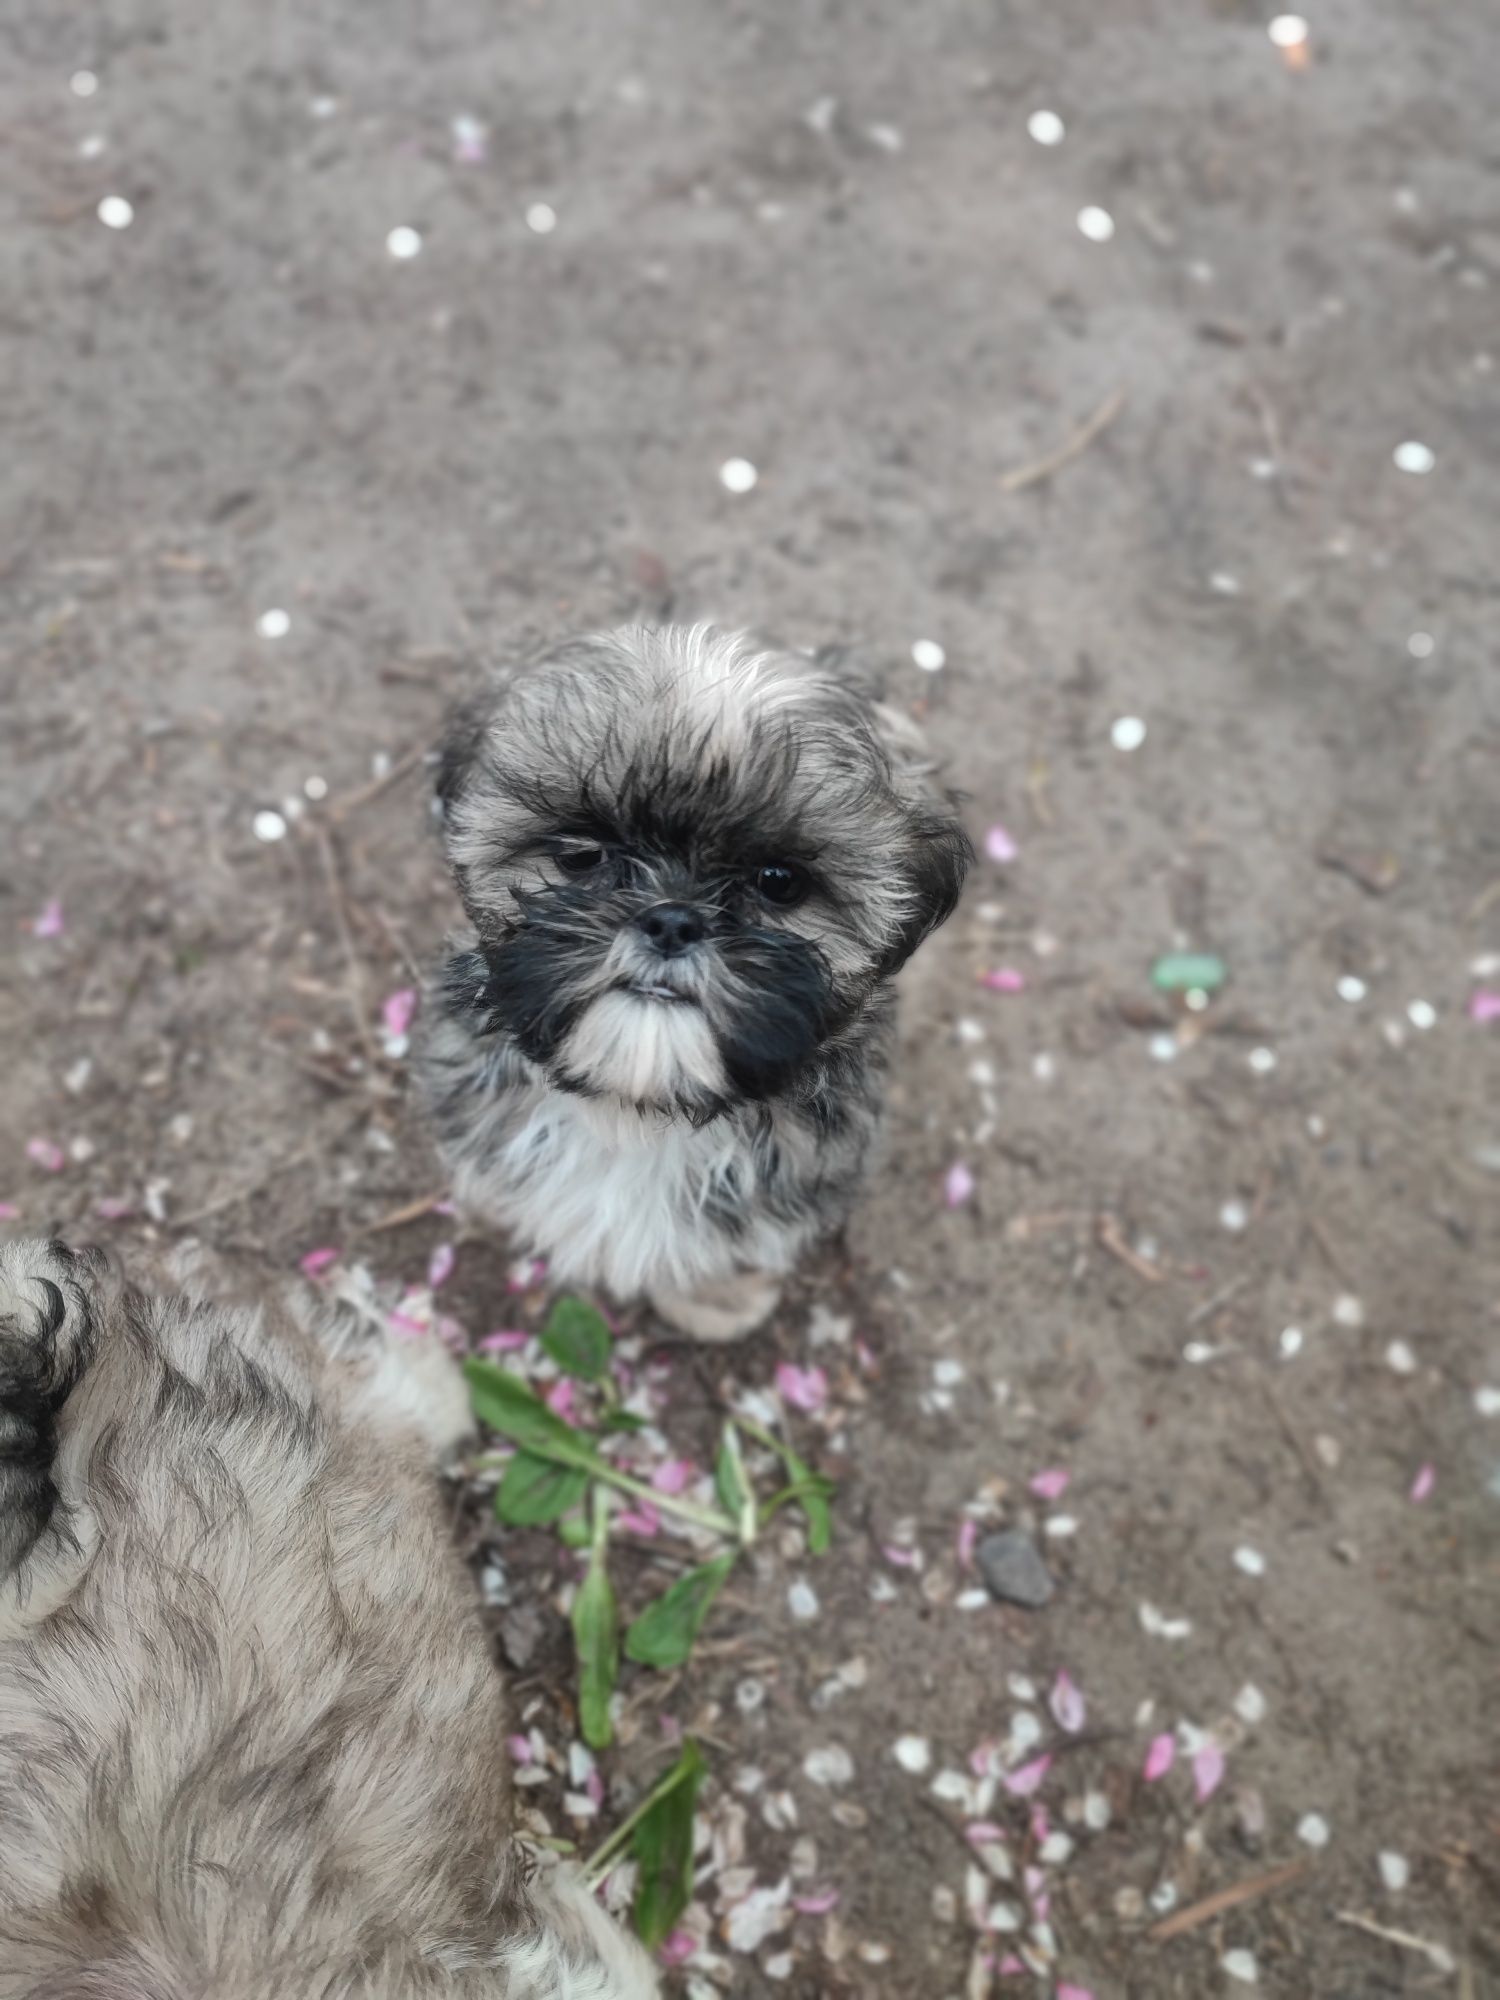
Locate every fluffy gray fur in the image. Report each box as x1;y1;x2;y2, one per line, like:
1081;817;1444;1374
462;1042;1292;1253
419;625;969;1339
0;1237;657;2000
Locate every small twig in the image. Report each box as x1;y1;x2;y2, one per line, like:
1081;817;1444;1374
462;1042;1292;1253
1305;1215;1357;1289
1257;1376;1328;1502
1023;757;1054;829
360;1190;447;1235
1183;1272;1251;1330
1150;1859;1309;1941
1334;1911;1457;1976
312;825;380;1070
1000;390;1126;493
1465;874;1500;923
1096;1212;1167;1284
171;1121;358;1229
328;744;425;821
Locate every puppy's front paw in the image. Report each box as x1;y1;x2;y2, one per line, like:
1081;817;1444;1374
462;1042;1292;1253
650;1271;780;1343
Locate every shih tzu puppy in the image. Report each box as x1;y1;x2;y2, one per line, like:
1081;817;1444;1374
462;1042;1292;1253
421;624;969;1340
0;1236;657;2000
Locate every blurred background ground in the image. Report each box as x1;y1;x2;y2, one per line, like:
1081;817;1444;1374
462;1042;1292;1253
3;2;1499;1994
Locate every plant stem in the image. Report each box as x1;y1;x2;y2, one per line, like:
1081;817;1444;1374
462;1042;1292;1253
474;1451;733;1538
583;1752;699;1884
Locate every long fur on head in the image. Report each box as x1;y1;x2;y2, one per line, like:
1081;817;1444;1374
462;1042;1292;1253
435;624;970;1122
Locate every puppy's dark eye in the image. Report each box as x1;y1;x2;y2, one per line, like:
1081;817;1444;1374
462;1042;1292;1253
556;846;606;876
753;862;808;909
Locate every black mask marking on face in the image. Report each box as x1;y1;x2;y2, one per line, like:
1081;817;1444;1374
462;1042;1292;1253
710;927;836;1103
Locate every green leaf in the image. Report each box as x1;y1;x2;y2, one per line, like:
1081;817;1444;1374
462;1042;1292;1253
601;1408;647;1434
1150;951;1227;995
495;1451;591;1526
541;1297;613;1382
558;1513;593;1550
465;1358;606;1472
741;1418;834;1554
624;1553;737;1669
572;1492;619;1749
631;1741;706;1950
714;1423;757;1545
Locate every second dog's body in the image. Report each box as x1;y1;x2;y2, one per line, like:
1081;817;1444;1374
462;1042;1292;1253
0;1238;656;2000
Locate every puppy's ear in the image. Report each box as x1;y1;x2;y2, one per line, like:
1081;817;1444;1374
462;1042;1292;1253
872;700;973;974
434;691;494;818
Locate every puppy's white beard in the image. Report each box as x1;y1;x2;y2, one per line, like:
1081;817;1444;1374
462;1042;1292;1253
562;991;726;1108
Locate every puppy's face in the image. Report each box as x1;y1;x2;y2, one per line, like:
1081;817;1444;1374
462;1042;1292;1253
439;626;970;1118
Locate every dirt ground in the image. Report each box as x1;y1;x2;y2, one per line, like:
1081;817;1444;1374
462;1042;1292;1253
4;1;1500;1993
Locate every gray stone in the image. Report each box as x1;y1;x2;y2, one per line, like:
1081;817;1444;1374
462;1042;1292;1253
976;1529;1055;1609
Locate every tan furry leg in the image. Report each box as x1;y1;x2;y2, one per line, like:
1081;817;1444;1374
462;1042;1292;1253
649;1270;781;1343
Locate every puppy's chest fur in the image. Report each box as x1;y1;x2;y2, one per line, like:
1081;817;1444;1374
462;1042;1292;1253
463;1080;812;1296
424;1009;881;1298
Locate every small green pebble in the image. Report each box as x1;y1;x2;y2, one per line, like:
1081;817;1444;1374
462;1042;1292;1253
1151;952;1227;994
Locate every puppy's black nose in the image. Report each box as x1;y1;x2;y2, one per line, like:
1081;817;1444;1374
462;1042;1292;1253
638;902;706;956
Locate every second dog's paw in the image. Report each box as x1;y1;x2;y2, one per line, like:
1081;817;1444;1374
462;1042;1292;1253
357;1328;476;1462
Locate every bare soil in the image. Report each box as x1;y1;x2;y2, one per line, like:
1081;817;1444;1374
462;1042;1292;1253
4;2;1499;1994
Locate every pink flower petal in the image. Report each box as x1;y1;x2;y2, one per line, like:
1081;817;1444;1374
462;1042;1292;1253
388;1310;429;1341
506;1255;548;1293
298;1246;340;1278
544;1377;579;1424
506;1734;535;1764
1468;989;1500;1024
658;1931;697;1968
1193;1739;1226;1803
435;1314;467;1355
774;1361;828;1413
854;1336;878;1375
944;1161;976;1208
956;1516;978;1569
25;1138;66;1174
614;1504;661;1538
970;1738;1000;1778
586;1765;605;1806
997;1957;1026;1978
650;1457;698;1495
382;987;418;1038
1058;1985;1096;2000
964;1821;1006;1845
0;1201;21;1221
658;1713;682;1744
1409;1462;1436;1503
985;824;1019;864
1029;1466;1071;1501
478;1328;530;1353
1143;1732;1176;1782
94;1197;133;1221
1000;1753;1052;1798
882;1543;923;1569
433;1197;457;1216
792;1887;841;1915
32;898;65;939
1049;1670;1086;1734
427;1241;456;1289
980;967;1027;993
